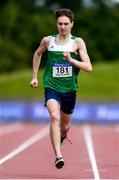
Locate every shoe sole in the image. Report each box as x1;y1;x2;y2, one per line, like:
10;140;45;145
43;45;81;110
55;160;64;169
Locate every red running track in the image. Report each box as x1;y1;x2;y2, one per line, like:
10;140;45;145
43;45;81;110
0;122;119;180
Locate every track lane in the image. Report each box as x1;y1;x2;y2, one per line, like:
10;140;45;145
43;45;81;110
1;123;118;179
0;124;94;179
0;123;47;157
90;125;119;179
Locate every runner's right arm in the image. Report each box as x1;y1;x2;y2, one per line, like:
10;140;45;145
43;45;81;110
30;37;50;88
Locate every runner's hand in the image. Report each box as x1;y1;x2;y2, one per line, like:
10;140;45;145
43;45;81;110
63;52;72;62
30;78;38;88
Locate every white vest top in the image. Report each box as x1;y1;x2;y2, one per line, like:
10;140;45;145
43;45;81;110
48;36;75;52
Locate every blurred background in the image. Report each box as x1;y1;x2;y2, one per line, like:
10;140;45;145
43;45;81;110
0;0;119;123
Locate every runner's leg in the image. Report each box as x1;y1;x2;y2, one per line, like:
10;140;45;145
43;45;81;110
46;99;62;157
60;110;71;137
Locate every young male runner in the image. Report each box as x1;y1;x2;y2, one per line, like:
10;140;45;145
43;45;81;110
30;8;92;169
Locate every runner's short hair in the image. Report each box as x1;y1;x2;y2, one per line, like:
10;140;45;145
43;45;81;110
54;8;74;22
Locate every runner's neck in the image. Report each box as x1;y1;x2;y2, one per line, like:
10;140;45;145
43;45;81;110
55;34;72;45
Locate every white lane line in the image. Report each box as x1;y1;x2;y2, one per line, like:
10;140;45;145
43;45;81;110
0;125;49;165
0;123;23;135
82;125;100;180
0;179;115;180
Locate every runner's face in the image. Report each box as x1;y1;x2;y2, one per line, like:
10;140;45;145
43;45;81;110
57;16;73;36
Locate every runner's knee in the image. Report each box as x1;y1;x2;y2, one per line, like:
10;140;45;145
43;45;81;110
50;112;60;123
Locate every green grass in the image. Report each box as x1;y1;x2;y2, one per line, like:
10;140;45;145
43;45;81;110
0;61;119;102
78;61;119;102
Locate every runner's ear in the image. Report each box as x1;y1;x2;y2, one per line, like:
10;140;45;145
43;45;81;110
71;21;74;28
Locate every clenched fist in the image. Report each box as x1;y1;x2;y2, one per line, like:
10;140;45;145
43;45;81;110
30;78;38;88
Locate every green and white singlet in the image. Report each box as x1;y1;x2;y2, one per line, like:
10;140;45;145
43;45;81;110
43;35;80;93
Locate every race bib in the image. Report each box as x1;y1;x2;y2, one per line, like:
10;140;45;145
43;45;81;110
53;63;72;77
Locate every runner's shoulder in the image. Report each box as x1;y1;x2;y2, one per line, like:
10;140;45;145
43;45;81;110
42;36;52;44
73;37;86;48
73;36;84;43
40;36;52;48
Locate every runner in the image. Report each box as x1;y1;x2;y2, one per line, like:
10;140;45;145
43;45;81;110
30;8;92;169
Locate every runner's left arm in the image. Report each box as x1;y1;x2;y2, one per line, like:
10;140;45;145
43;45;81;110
64;38;92;73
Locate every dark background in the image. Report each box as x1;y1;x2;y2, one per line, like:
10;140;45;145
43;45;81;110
0;0;119;73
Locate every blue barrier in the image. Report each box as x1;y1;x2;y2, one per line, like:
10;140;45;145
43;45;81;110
0;102;28;122
0;101;119;123
30;102;49;122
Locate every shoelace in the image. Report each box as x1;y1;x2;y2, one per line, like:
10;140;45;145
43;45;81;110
66;136;73;145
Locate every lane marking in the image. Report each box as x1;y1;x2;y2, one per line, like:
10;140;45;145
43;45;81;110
0;123;23;135
0;125;49;165
82;125;100;180
0;179;116;180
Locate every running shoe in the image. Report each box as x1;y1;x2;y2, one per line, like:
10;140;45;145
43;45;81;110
61;135;67;145
61;135;73;145
55;157;64;169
